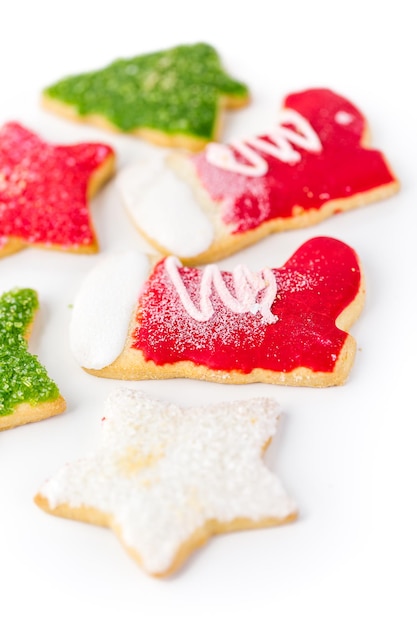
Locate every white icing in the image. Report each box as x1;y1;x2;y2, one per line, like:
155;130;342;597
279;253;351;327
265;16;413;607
335;110;354;125
38;388;296;575
206;108;322;177
70;251;149;369
165;256;278;324
117;156;214;257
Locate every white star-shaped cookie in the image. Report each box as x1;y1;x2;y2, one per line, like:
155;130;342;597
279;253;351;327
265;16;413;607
35;388;297;576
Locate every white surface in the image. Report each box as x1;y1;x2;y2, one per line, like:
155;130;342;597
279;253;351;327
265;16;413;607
0;1;415;624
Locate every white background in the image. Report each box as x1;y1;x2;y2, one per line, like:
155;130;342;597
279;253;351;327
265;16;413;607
0;1;416;624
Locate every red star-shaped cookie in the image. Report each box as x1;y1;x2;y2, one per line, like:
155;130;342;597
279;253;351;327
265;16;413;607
0;122;115;257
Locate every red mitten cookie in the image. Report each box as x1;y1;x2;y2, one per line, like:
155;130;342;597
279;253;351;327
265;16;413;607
118;88;399;264
0;122;115;258
70;236;365;387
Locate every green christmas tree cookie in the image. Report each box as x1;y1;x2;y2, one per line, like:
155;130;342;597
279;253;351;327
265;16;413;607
0;288;66;430
42;43;250;151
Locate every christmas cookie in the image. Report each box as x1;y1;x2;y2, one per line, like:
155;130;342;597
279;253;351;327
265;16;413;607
35;388;296;576
70;236;365;387
41;43;250;151
117;88;399;264
0;121;115;258
0;288;66;430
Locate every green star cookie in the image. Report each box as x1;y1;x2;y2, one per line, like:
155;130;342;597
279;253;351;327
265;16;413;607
42;43;250;151
0;288;66;430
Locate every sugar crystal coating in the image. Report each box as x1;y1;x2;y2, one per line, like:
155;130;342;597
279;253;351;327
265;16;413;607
38;389;296;575
43;43;249;141
0;288;60;416
0;122;114;251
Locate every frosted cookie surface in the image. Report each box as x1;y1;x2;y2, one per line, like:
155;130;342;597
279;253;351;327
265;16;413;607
42;43;250;151
0;288;66;430
35;388;296;577
118;88;399;264
70;236;365;387
0;122;115;257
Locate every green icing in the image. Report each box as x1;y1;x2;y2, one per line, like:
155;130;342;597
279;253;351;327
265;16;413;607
43;43;249;140
0;288;60;417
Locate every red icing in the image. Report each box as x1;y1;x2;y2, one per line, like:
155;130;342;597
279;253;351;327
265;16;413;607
0;122;114;248
132;237;362;375
191;88;396;234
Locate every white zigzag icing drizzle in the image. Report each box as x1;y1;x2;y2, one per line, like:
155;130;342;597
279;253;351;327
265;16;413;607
164;256;278;324
206;109;322;177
